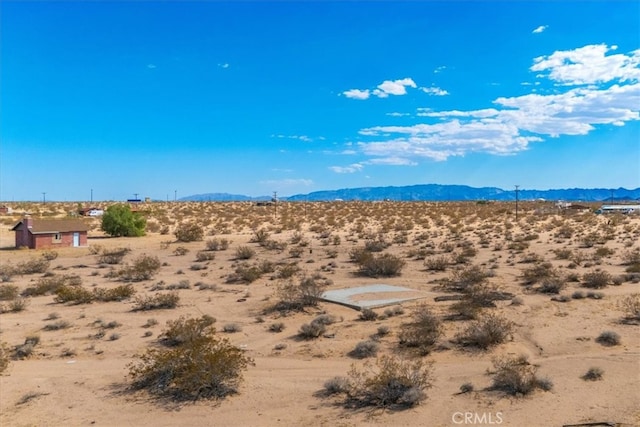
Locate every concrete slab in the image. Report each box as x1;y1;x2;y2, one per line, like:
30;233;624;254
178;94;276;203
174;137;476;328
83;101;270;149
320;284;428;310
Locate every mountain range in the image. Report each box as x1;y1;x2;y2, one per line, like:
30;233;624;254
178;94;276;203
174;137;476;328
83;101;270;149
180;184;640;203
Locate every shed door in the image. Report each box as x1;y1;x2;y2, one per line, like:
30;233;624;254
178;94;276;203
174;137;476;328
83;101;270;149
73;232;80;247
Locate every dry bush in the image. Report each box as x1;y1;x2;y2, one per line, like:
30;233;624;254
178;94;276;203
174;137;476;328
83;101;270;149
22;274;81;297
0;264;16;282
43;320;71;331
488;355;552;395
250;228;271;245
398;305;443;355
456;314;513;349
16;258;50;275
0;284;19;301
128;317;251;401
54;286;94;304
235;246;256;260
133;293;180;311
272;274;330;312
582;270;611;289
357;253;406;278
0;298;29;313
226;263;263;284
424;255;450;272
349;340;379;359
13;335;40;360
98;247;130;265
619;294;640;322
595;331;621;346
343;355;433;408
0;342;9;373
444;265;490;293
205;238;229;251
41;250;58;261
195;251;216;262
119;254;162;281
159;315;216;347
173;246;189;256
174;222;204;242
521;262;555;286
298;321;326;339
582;367;604;381
268;322;285;333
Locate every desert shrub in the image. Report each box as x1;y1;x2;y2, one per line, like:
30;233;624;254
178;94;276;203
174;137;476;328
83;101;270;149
376;326;391;337
0;284;19;301
173;246;189;256
456;314;513;349
269;322;285;333
43;320;71;331
222;323;242;333
359;308;378;321
195;251;216;262
445;265;490;292
586;291;604;300
235;246;255;260
159;315;216;347
357;253;406;278
345;355;433;408
489;355;552;396
54;285;94;304
1;297;29;313
313;314;341;325
364;237;390;252
571;291;585;299
98;247;130;265
226;263;262;284
205;238;229;251
349;340;379;359
0;342;9;373
537;276;566;294
323;376;350;395
459;383;474;393
13;335;40;360
119;254;161;281
41;250;58;261
273;274;329;312
22;274;79;297
289;247;303;258
521;262;555;285
449;284;503;319
250;228;271;245
174;222;204;242
128;319;251;401
298;321;326;339
582;367;604;381
0;264;16;282
16;258;50;275
133;293;180;311
349;247;373;264
621;248;640;265
424;255;449;271
263;239;287;251
93;285;136;302
274;263;300;279
582;270;611;289
101;204;146;237
595;331;621;346
398;305;443;355
619;294;640;322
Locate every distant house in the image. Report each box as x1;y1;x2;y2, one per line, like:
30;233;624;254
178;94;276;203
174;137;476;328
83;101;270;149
78;207;104;217
0;206;12;215
595;204;640;215
10;216;89;249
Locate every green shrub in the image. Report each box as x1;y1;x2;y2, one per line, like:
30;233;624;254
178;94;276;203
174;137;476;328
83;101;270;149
128;320;251;401
489;355;552;395
54;285;94;304
174;222;204;242
94;285;136;302
133;293;180;311
101;204;146;237
159;315;216;347
398;305;443;354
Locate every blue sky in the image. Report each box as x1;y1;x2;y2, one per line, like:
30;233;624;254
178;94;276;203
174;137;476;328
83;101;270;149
1;1;639;201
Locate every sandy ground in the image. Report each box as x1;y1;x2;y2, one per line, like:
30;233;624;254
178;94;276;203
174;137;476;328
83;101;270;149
0;201;638;427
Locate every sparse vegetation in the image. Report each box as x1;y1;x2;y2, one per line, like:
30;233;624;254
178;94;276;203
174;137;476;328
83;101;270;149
595;331;621;346
456;314;513;349
133;293;180;311
488;354;552;395
398;305;443;355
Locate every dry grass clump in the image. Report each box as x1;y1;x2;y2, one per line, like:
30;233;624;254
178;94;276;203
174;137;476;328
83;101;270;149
444;265;490;293
398;305;443;355
205;238;230;251
226;263;263;284
0;342;9;373
13;335;40;360
272;274;330;312
133;293;180;311
488;355;552;396
298;321;326;340
195;251;216;262
356;253;406;278
324;355;433;408
172;246;189;256
43;320;71;331
97;247;131;265
22;274;82;297
16;258;50;275
595;330;621;346
456;314;513;349
424;255;450;272
619;293;640;323
128;315;251;401
582;270;612;289
234;246;256;260
0;284;19;301
349;340;380;359
54;284;136;304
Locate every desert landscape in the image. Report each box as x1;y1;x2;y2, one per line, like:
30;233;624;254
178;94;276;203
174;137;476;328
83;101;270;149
0;200;638;427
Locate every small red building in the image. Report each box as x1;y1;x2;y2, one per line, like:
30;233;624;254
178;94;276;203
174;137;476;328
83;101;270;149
11;216;89;249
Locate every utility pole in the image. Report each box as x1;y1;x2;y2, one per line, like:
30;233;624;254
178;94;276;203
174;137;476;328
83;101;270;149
174;190;177;202
90;189;93;203
134;193;139;200
515;185;520;221
610;189;614;204
273;191;278;220
42;192;46;204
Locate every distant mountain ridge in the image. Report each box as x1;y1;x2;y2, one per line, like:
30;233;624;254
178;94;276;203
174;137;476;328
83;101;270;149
181;185;640;202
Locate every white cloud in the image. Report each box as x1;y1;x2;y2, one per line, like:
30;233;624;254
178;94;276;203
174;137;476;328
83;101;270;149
386;112;411;117
420;86;450;96
147;64;156;69
532;25;548;34
434;66;447;74
218;63;230;69
343;78;416;100
366;157;417;166
343;89;371;100
349;44;639;163
531;44;640;85
329;163;364;174
271;134;314;142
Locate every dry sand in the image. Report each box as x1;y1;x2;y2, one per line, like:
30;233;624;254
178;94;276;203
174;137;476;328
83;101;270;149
0;201;638;427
